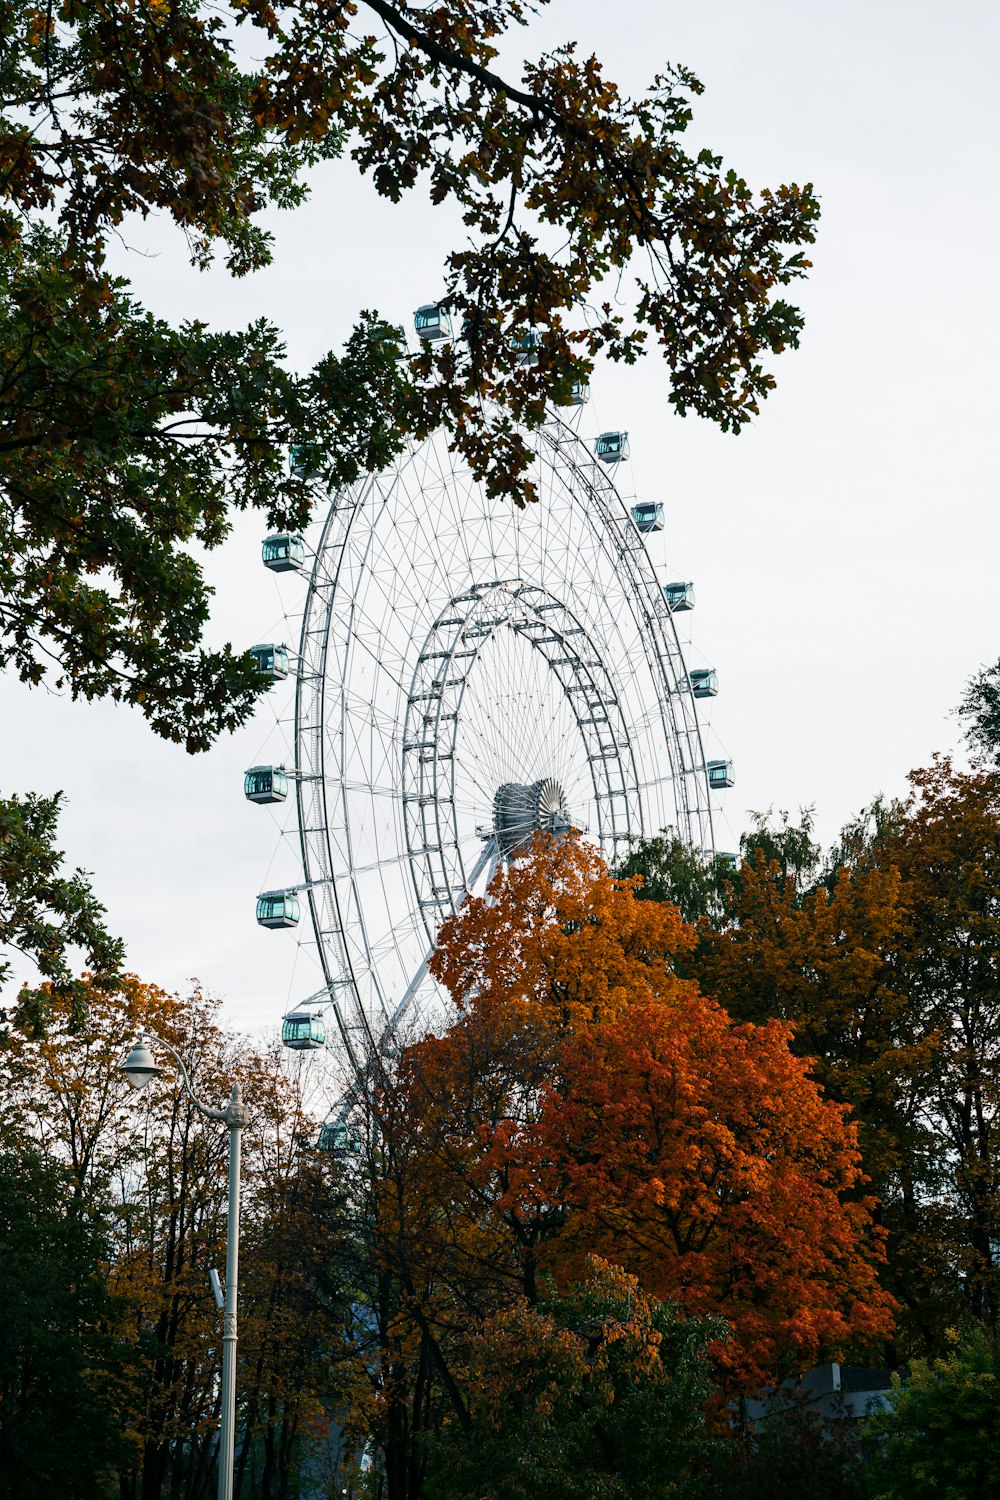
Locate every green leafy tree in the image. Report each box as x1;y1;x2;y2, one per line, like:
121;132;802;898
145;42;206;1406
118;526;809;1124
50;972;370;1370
1;0;819;746
424;1259;724;1500
619;809;821;927
0;234;410;749
0;1136;130;1499
958;660;1000;770
0;790;122;1009
617;831;734;925
738;807;823;890
865;1331;1000;1500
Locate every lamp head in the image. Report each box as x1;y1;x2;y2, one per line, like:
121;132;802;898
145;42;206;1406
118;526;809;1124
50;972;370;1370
121;1038;162;1092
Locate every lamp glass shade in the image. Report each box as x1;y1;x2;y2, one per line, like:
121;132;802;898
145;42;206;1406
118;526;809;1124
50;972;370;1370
122;1039;161;1091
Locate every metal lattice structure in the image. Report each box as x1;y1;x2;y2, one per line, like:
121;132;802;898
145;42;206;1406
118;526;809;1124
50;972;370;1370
290;414;714;1074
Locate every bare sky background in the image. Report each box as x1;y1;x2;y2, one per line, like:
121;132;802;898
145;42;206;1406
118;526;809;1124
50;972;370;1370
2;0;997;1031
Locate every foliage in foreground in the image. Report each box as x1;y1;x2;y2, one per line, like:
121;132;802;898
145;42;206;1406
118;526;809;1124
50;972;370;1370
0;790;123;1008
422;836;893;1385
6;838;1000;1499
625;757;1000;1359
0;977;357;1500
426;1260;724;1500
0;0;818;751
343;836;893;1497
958;658;1000;769
866;1331;1000;1500
0;1139;129;1498
24;787;1000;1497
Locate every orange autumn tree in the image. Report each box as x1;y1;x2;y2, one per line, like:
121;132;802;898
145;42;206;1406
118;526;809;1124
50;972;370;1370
391;834;894;1388
646;760;1000;1353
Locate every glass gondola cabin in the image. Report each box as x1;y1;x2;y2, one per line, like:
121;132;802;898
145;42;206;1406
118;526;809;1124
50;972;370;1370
262;533;305;573
249;644;289;683
690;667;719;699
718;851;739;869
595;431;629;465
513;329;540;367
631;502;664;534
570;380;590;406
707;759;735;790
663;581;695;612
414;304;452;341
289;443;320;479
318;1122;362;1156
256;890;300;929
244;766;288;804
281;1010;325;1049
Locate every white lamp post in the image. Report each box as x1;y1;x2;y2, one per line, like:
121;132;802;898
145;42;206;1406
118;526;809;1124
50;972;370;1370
122;1035;248;1500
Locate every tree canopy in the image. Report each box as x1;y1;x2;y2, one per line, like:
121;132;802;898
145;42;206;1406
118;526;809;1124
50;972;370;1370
958;658;1000;769
625;758;1000;1359
16;784;1000;1494
424;1259;725;1500
351;831;893;1486
0;790;122;1011
0;974;359;1499
0;1136;129;1498
0;0;819;746
424;837;893;1383
866;1330;1000;1500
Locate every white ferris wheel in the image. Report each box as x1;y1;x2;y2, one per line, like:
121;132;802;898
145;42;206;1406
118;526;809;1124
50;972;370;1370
245;323;732;1090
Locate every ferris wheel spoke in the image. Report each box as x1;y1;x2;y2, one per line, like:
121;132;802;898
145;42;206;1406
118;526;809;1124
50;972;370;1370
386;950;436;1032
350;846;435;877
336;781;404;800
461;835;497;893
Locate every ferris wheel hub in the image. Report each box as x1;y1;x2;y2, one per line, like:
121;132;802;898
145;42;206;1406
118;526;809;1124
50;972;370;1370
493;777;572;854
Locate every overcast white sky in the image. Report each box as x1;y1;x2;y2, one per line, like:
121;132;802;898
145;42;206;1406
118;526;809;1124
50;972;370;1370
2;0;997;1031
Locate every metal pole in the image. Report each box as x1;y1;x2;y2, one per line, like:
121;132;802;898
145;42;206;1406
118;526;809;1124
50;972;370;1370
218;1083;246;1500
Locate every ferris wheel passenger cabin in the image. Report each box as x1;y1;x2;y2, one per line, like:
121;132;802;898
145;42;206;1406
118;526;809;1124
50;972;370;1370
690;668;719;699
414;304;452;341
281;1010;325;1049
289;444;321;479
663;581;695;612
244;766;288;804
249;644;290;683
596;431;629;464
318;1122;363;1156
570;380;590;405
707;759;735;790
262;533;306;573
513;330;540;367
631;502;664;533
256;890;300;928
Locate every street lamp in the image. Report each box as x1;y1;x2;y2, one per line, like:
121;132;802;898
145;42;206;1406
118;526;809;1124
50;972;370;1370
122;1035;248;1500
